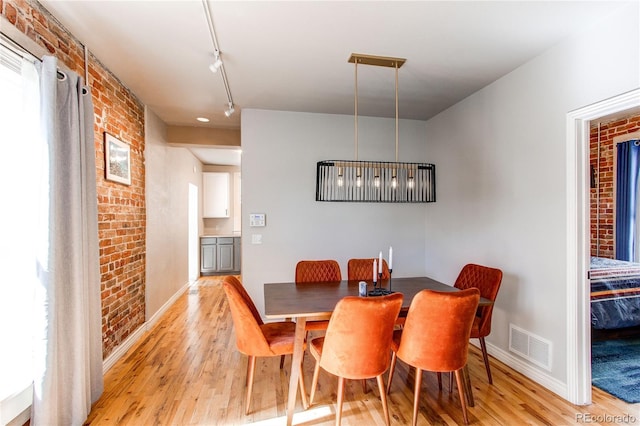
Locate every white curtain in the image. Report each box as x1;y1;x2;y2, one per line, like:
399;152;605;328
32;55;103;425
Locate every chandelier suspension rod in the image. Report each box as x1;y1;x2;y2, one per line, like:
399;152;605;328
354;60;358;161
395;62;399;162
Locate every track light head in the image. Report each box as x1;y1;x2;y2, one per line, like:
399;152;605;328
224;103;235;117
209;50;222;73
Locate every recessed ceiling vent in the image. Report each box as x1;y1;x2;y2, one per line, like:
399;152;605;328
509;324;552;371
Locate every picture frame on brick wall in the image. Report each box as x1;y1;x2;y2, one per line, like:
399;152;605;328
104;132;131;185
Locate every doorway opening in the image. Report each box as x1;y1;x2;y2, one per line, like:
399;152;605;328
566;88;640;405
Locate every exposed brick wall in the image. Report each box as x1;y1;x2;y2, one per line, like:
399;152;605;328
590;113;640;259
2;0;146;358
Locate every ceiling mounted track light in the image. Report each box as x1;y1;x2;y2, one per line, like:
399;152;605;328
202;0;235;118
316;53;436;203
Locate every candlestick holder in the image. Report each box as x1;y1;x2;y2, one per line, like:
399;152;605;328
368;271;394;296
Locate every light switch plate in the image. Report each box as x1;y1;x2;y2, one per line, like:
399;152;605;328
249;213;266;227
251;234;262;244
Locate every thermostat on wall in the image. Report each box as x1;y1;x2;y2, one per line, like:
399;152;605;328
249;213;266;227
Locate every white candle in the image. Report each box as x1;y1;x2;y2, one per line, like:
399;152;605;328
389;246;393;270
373;259;377;282
378;251;383;273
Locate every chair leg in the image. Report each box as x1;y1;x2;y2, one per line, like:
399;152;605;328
386;351;397;394
454;369;470;425
376;375;391;426
449;371;454;392
280;354;286;369
299;367;309;410
310;360;321;405
245;356;257;415
437;372;442;390
411;368;423;426
362;379;367;394
479;337;493;384
336;376;345;426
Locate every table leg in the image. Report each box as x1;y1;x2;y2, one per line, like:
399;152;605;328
286;317;307;426
462;364;475;407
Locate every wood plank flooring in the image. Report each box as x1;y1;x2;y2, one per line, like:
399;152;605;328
84;276;640;425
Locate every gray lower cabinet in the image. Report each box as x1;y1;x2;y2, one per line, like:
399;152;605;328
233;237;241;272
217;238;234;272
200;236;241;276
201;237;217;274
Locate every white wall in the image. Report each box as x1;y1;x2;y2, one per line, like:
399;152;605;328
145;108;202;319
241;110;431;315
424;2;639;387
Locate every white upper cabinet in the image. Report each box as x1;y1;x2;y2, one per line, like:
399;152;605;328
203;172;230;218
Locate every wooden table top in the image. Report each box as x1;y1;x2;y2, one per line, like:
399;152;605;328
264;276;492;319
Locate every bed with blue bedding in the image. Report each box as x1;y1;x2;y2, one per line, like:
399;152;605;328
590;257;640;330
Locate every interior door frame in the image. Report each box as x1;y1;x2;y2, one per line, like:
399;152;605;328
566;88;640;405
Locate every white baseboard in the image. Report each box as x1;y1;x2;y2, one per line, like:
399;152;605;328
102;281;190;374
146;282;190;329
481;340;568;400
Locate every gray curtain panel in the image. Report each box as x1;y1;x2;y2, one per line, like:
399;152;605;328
32;55;103;426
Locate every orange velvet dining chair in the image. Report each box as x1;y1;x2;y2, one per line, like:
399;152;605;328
347;258;390;281
308;292;402;426
294;260;342;333
296;259;342;283
221;275;307;415
386;288;480;426
454;263;503;384
348;258;403;330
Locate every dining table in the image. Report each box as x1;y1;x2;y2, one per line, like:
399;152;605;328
263;276;493;426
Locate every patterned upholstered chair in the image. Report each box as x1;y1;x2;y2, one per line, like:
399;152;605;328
296;260;342;283
454;263;503;384
347;258;390;281
294;260;342;333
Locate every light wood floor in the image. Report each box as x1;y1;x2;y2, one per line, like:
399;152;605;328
84;276;640;425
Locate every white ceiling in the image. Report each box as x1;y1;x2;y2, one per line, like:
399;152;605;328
38;0;631;164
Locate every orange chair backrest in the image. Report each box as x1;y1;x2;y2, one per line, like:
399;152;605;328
397;288;480;372
320;292;403;379
295;260;342;283
222;276;273;357
347;258;390;280
454;263;503;337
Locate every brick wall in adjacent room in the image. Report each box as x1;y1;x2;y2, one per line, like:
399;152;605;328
590;113;640;259
2;0;146;358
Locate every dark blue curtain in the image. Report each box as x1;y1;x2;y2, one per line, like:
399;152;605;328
615;139;640;261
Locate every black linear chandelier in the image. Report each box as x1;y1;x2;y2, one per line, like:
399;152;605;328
315;54;436;203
